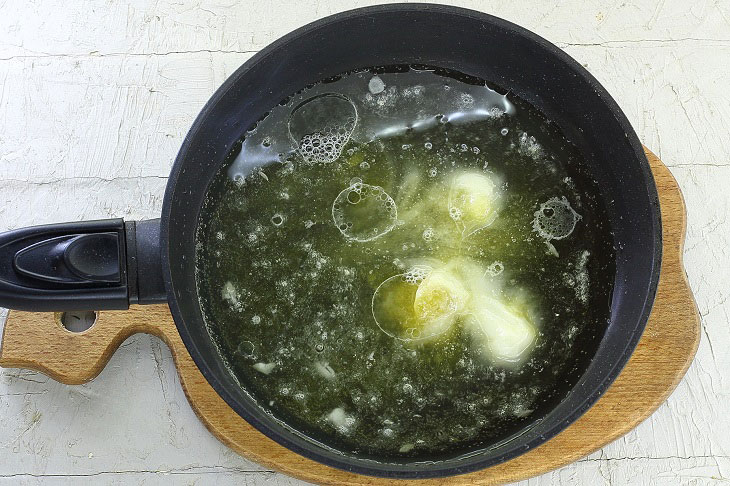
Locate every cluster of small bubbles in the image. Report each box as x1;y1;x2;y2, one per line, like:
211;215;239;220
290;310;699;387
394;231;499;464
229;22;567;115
251;315;261;325
262;136;271;147
532;196;582;240
215;231;225;240
304;220;315;229
332;182;397;242
280;387;290;396
458;92;475;108
424;142;433;150
517;132;545;159
364;86;399;113
359;161;370;169
449;206;462;221
459;143;469;152
271;213;285;226
485;261;505;277
233;174;246;187
428;167;438;177
298;117;356;164
472;146;480;154
422;227;435;242
402;85;425;98
403;266;430;285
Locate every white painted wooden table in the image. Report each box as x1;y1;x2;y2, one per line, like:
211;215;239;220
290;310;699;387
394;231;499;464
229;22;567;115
0;1;727;484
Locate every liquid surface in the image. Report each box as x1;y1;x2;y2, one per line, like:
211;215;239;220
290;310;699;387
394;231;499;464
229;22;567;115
195;66;615;460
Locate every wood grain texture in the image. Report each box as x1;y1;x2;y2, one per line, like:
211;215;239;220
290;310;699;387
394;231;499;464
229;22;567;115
0;148;699;485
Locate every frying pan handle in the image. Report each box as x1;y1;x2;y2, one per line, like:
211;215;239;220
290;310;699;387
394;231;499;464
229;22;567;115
0;219;166;311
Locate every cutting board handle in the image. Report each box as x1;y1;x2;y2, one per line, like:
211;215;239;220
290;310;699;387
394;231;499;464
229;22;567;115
0;305;176;385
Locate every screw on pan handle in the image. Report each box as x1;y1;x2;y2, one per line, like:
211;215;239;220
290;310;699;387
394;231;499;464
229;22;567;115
0;219;166;311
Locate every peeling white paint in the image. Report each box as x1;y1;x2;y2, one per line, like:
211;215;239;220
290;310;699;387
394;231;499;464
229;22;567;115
0;1;728;484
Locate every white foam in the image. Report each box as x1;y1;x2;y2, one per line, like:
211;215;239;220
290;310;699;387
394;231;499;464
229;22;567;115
532;196;582;241
517;132;544;159
221;281;243;311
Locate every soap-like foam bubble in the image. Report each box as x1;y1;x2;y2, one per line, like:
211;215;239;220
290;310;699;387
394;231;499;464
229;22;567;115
532;196;581;241
288;94;357;164
332;182;397;242
517;132;544;159
485;261;504;277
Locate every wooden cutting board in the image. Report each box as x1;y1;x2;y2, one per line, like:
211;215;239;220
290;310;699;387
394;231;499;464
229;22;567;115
0;147;699;485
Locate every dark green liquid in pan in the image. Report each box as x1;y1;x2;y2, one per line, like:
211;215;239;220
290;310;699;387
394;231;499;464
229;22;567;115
195;66;615;461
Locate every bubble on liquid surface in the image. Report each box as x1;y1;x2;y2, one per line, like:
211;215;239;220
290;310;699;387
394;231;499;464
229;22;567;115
332;182;397;242
533;196;581;240
485;261;504;277
271;213;284;226
288;93;357;164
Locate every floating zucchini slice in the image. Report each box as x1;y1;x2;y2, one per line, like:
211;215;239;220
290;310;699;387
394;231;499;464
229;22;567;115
465;297;536;364
372;259;536;364
372;266;466;342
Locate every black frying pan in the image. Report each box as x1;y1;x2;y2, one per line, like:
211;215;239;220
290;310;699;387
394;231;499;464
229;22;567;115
0;4;661;479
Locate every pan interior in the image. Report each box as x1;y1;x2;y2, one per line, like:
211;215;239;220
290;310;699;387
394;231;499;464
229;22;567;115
194;64;616;463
